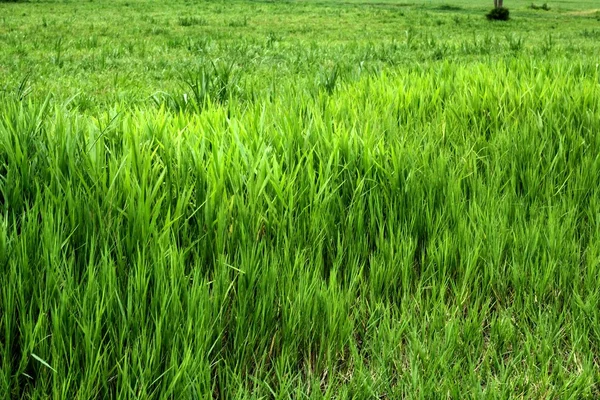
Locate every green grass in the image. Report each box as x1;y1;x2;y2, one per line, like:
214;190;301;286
1;0;600;398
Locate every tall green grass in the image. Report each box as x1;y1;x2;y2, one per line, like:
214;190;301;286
1;58;600;397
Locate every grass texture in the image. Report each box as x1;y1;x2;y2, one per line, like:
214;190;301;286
1;0;600;398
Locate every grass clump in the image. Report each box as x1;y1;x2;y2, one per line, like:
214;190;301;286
227;16;248;27
152;60;241;112
178;16;207;27
487;7;510;21
435;4;463;11
530;3;551;11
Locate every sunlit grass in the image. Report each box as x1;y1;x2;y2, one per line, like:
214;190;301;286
1;0;600;398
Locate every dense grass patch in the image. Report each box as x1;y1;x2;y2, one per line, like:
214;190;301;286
486;7;510;21
2;59;600;398
2;0;600;398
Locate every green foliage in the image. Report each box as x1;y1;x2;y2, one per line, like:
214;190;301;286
506;33;525;52
317;64;342;94
486;7;510;21
581;28;600;39
152;60;241;113
227;16;248;28
178;16;207;27
435;4;463;11
530;3;551;11
1;0;600;398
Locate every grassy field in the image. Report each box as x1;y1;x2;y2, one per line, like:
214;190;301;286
1;0;600;398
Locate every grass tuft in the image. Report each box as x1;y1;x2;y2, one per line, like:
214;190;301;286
486;7;510;21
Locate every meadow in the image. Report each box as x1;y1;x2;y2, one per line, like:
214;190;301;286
1;0;600;398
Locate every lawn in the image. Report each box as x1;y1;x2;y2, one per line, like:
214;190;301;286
1;0;600;398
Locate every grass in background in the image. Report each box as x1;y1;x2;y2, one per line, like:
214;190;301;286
1;0;600;398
